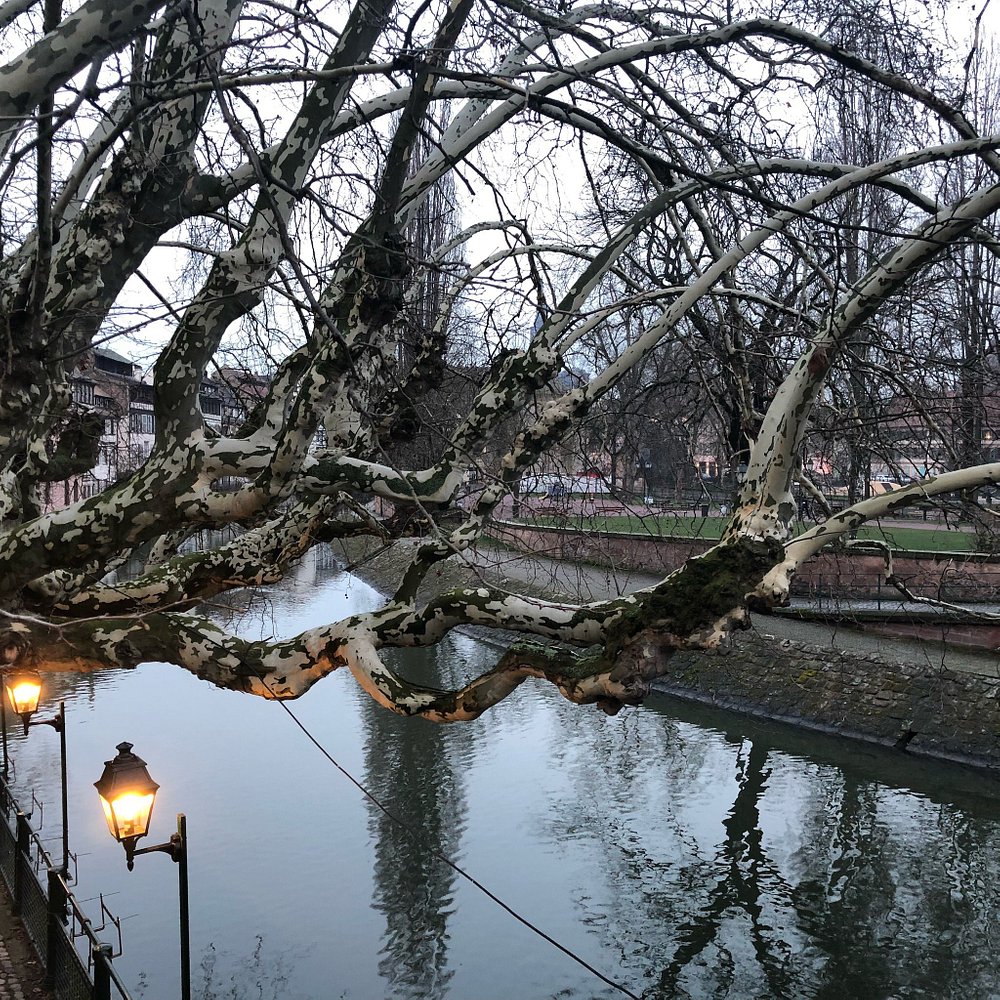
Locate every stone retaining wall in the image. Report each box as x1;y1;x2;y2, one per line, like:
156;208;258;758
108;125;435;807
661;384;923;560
663;631;1000;768
334;536;1000;770
493;521;1000;600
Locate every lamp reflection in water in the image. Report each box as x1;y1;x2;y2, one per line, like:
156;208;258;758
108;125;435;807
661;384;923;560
1;668;69;873
95;742;191;1000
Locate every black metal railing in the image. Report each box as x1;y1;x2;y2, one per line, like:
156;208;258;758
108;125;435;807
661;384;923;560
0;780;132;1000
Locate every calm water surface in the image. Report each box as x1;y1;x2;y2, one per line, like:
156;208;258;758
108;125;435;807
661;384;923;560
8;548;1000;999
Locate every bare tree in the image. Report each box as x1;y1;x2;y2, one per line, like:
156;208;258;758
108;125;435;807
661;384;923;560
1;0;1000;720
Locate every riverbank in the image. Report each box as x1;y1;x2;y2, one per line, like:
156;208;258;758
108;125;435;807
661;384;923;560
333;536;1000;770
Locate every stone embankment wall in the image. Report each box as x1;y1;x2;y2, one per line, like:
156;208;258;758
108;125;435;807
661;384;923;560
493;521;1000;600
333;536;1000;770
665;632;1000;768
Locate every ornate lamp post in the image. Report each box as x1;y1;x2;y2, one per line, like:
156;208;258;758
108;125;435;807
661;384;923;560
2;669;69;873
95;743;191;1000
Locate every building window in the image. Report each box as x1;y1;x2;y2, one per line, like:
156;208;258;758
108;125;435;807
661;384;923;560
72;381;94;406
130;384;154;406
129;411;155;435
103;417;118;438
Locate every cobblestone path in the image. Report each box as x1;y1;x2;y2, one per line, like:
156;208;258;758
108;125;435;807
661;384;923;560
0;893;49;999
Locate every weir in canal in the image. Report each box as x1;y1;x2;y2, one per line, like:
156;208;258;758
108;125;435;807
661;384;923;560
5;546;1000;1000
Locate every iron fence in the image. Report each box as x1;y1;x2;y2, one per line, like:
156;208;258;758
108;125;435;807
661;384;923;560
0;779;132;1000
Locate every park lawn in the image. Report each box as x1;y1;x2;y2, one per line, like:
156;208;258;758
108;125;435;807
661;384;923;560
531;514;976;553
853;524;976;552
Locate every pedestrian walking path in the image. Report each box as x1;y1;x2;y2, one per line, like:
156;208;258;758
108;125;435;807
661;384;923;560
0;888;48;999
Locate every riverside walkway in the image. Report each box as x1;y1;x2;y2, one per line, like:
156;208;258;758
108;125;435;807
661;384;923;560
0;889;48;999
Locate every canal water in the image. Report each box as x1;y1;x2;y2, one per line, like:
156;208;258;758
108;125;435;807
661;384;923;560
7;547;1000;999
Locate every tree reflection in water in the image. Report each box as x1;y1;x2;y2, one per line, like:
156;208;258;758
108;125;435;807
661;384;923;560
530;700;1000;1000
361;639;476;999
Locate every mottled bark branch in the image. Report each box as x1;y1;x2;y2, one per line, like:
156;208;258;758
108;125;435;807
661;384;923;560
25;496;351;615
0;0;168;133
5;0;1000;726
757;462;1000;602
734;179;1000;548
3;537;780;726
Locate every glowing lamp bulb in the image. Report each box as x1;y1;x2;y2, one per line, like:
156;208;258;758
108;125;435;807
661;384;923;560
95;743;160;846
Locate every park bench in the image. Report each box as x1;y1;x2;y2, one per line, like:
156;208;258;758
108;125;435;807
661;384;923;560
533;504;569;517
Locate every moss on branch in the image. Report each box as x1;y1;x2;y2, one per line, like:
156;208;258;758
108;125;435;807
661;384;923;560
604;536;783;655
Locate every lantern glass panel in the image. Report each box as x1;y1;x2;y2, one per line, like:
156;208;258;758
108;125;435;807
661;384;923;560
101;791;156;841
5;674;41;716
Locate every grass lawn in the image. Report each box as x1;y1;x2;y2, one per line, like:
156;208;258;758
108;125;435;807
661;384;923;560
852;524;976;552
529;514;977;553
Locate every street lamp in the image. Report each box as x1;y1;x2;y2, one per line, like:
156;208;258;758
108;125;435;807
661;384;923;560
4;669;42;733
1;668;69;873
95;743;191;1000
0;643;25;780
